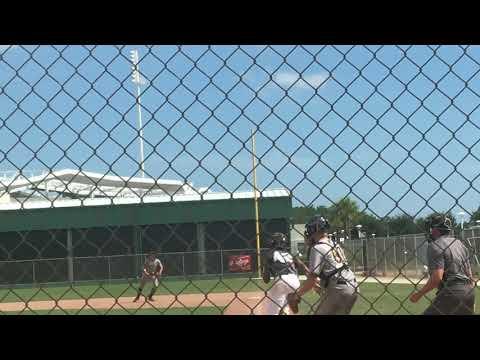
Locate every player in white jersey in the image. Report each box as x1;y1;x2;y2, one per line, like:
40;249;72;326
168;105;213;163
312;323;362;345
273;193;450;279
133;252;164;302
257;233;301;315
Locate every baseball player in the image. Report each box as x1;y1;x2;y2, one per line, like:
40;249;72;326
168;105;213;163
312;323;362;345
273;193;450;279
410;213;476;315
288;215;358;315
133;252;163;302
258;233;301;315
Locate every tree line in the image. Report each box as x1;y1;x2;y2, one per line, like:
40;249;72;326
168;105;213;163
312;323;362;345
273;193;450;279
292;198;480;238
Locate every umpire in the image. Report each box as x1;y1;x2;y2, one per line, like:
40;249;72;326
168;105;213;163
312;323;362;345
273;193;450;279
410;213;476;315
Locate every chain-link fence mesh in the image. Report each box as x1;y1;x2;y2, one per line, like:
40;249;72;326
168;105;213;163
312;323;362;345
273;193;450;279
0;45;479;315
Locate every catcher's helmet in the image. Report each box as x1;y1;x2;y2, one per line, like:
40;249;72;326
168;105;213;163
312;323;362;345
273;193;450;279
268;232;289;250
305;215;330;238
425;213;452;241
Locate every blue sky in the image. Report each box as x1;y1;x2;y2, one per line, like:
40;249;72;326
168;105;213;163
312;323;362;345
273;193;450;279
1;45;480;220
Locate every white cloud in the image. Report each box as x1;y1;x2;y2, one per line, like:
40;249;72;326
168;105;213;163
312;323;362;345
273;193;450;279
273;71;328;90
304;73;329;88
274;72;299;87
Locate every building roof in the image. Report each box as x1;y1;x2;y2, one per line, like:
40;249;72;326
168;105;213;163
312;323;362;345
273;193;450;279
0;169;194;199
0;187;290;211
0;170;291;208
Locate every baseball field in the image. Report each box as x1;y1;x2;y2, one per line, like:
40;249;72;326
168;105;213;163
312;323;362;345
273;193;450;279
0;276;478;315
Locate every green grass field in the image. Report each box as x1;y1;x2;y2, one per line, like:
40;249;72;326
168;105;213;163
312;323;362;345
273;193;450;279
0;278;478;315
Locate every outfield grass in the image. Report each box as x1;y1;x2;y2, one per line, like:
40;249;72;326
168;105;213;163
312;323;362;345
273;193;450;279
0;277;269;303
300;283;480;315
0;278;478;315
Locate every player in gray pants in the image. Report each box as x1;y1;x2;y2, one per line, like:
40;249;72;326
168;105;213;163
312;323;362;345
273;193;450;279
133;252;163;302
294;215;358;315
410;214;476;315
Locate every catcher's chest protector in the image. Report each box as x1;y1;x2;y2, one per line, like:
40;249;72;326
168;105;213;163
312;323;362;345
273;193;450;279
269;251;298;277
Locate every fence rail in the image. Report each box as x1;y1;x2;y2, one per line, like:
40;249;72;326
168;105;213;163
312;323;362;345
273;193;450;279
1;235;478;287
0;249;264;286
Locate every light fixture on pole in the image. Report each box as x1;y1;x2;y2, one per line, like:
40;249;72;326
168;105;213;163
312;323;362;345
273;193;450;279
457;211;466;231
355;224;363;238
130;49;146;178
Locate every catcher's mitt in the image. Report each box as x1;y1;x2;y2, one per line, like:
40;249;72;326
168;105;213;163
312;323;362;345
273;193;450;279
286;292;301;314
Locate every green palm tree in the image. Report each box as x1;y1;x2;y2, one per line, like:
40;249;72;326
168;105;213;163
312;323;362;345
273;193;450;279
331;198;360;236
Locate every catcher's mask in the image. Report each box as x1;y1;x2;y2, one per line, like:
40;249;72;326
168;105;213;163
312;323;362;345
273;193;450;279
305;215;330;241
268;232;289;251
425;214;452;242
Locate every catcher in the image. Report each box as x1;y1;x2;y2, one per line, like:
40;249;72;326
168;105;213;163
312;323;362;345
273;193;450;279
287;215;358;315
258;233;301;315
133;251;164;302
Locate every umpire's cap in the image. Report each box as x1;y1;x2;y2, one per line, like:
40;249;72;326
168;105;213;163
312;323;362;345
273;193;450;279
305;215;330;237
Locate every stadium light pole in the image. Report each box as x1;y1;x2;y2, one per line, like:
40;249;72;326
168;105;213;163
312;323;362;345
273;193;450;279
130;49;145;178
356;224;367;275
251;129;261;279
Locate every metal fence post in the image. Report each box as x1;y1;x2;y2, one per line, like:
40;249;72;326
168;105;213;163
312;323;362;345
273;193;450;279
383;236;387;276
107;256;111;284
393;236;397;270
182;253;186;278
32;261;36;284
67;229;74;284
373;237;377;275
352;239;356;272
362;238;368;275
414;235;418;277
220;248;224;277
196;223;206;274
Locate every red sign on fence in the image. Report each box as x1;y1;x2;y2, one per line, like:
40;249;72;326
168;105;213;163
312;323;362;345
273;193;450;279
228;255;252;272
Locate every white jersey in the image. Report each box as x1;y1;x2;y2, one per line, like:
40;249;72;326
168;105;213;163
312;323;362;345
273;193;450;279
309;240;356;286
267;250;298;277
273;251;295;271
273;251;293;263
144;258;162;274
256;250;300;315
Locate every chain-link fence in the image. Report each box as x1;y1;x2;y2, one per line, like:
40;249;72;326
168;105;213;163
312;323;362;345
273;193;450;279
0;45;479;315
0;249;265;286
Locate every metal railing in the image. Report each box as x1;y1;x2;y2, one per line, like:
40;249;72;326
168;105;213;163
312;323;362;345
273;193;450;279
0;249;264;286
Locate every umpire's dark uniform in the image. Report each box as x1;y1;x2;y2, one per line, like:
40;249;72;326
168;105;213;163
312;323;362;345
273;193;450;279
424;234;475;315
